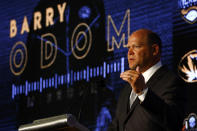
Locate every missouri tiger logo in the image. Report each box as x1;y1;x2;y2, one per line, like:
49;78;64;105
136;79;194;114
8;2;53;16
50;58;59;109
178;50;197;83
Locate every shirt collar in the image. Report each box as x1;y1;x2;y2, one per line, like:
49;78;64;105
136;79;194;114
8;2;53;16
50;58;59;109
142;61;162;83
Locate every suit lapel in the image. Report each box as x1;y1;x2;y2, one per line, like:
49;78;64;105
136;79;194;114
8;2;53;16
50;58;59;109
118;84;132;125
124;96;140;124
124;84;132;113
122;85;139;124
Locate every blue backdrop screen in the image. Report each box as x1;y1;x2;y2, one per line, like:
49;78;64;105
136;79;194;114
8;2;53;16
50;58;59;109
1;0;194;131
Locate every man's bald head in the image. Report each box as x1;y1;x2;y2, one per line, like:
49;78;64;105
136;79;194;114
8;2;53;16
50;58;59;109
131;29;162;53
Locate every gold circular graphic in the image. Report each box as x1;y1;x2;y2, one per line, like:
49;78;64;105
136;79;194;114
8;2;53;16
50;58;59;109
10;41;28;76
71;23;92;60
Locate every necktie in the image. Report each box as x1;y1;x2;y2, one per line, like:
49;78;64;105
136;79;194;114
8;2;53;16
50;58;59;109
129;90;137;108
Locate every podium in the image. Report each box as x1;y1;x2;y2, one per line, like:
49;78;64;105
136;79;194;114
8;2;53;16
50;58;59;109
18;114;89;131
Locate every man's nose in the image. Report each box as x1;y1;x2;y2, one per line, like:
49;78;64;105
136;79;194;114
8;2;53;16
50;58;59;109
128;48;134;55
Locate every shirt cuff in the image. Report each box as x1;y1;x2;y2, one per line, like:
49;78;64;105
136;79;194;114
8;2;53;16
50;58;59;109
138;87;148;102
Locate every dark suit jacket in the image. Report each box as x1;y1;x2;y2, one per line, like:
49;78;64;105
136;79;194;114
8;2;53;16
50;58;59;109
108;66;186;131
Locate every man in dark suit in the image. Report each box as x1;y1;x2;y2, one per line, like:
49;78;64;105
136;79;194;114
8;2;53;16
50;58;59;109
107;29;186;131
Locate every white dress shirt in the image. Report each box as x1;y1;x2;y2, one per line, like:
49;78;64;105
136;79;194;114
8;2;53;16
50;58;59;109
129;61;162;108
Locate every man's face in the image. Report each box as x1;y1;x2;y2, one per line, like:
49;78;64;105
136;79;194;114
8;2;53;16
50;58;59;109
127;32;154;72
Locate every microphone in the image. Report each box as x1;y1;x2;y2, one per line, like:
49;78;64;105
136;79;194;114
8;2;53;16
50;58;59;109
18;114;90;131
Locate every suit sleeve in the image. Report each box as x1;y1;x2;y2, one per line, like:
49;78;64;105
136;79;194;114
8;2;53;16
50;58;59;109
107;87;129;131
107;114;119;131
140;75;186;131
107;99;121;131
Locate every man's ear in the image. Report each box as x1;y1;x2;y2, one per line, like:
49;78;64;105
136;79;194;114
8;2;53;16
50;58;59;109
152;44;160;56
